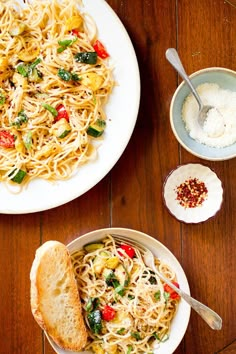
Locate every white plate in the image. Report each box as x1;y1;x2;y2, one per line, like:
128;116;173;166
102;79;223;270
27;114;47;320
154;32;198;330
46;227;191;354
163;163;223;223
0;0;140;214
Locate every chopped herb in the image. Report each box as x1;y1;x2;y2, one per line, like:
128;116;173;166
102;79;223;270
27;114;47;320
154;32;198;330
117;328;126;335
131;332;141;341
164;291;170;303
128;294;135;300
154;290;161;301
11;110;28;128
153;332;169;342
17;63;29;77
42;103;58;117
17;58;42;78
74;51;97;64
115;284;125;296
57;37;77;53
143;270;157;285
87;309;102;334
0;92;6;105
127;345;133;354
30;58;42;70
57;68;79;82
71;72;80;81
85;297;100;312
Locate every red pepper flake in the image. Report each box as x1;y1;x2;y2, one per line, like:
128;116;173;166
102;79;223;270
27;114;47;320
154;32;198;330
175;177;208;208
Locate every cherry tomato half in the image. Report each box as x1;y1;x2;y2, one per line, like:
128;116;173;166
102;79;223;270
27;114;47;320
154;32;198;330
118;244;135;258
164;281;180;299
93;40;109;59
0;130;15;148
101;305;116;321
55;104;69;121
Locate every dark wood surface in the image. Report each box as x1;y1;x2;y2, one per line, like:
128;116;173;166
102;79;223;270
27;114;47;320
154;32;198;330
1;0;236;353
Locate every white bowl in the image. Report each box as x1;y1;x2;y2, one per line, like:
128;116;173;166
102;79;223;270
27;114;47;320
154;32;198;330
47;227;191;354
163;163;223;223
170;67;236;161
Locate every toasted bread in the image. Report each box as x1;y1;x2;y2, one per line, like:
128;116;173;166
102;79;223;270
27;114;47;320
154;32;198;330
30;240;87;351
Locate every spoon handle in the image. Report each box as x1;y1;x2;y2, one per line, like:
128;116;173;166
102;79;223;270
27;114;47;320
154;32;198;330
155;268;222;330
165;48;203;110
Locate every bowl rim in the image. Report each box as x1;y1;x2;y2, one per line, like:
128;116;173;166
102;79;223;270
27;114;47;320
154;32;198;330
162;162;224;224
169;67;236;161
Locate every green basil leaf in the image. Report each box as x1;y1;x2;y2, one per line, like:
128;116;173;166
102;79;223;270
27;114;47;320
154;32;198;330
57;68;72;81
74;51;97;64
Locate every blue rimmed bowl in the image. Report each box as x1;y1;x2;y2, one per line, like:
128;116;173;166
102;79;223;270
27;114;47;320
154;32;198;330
170;67;236;161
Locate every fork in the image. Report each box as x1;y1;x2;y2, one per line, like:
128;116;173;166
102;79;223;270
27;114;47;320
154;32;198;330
112;234;222;330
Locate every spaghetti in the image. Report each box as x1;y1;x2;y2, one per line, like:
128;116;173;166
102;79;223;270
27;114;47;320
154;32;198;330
71;235;180;354
0;0;114;190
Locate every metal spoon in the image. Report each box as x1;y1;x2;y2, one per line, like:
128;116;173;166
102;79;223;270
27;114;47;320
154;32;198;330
165;48;225;137
113;234;222;330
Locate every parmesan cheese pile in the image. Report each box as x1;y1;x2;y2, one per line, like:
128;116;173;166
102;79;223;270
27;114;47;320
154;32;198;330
182;83;236;148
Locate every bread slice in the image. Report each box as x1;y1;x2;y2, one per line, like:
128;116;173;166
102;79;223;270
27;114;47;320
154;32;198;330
30;240;87;351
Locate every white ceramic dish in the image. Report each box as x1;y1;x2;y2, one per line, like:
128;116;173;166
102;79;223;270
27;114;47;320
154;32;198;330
163;163;223;223
0;0;140;214
46;227;191;354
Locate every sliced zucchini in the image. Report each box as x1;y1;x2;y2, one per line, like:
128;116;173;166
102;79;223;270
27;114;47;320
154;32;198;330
84;242;104;253
51;118;71;139
87;119;106;137
9;169;27;184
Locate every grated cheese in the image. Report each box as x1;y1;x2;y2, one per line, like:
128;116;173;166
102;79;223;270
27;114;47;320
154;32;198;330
182;83;236;148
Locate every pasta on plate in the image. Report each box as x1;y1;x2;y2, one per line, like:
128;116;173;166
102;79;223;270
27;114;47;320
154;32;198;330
71;235;180;354
0;0;114;191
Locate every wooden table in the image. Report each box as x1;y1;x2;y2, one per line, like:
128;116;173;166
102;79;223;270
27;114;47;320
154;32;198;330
1;0;236;353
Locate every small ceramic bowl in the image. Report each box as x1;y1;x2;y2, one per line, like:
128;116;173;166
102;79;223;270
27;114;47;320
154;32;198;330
163;163;223;223
170;67;236;161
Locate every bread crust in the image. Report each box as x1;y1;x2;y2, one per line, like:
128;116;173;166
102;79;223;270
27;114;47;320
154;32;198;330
30;241;87;351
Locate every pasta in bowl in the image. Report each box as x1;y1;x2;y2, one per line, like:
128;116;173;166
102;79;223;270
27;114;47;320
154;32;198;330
47;228;191;354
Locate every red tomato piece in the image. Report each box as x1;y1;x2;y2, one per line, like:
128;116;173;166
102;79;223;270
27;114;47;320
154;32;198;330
118;244;135;258
0;130;15;148
71;29;80;37
102;305;116;321
55;104;69;121
93;40;109;59
164;281;180;299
